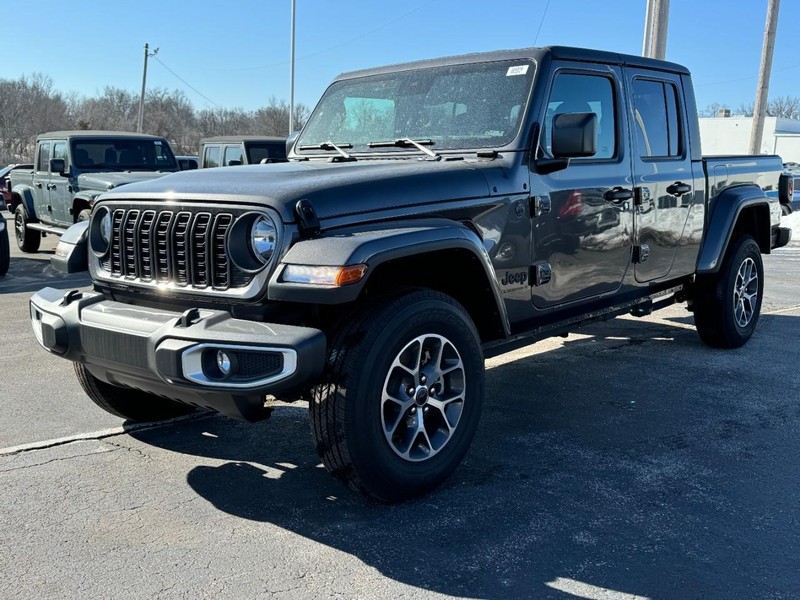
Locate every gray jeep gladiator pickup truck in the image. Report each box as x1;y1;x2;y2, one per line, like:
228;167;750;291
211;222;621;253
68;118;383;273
9;131;179;252
31;46;792;502
199;136;288;168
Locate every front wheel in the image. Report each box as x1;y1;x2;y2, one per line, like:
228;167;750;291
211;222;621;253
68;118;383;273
693;235;764;348
75;363;195;422
311;289;484;503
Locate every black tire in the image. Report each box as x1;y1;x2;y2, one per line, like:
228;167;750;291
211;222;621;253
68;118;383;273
0;222;9;277
74;363;195;422
77;208;91;223
693;235;763;349
311;289;484;503
14;204;40;253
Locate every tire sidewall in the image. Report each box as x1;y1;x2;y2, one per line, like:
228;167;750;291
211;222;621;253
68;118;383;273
13;205;26;249
347;296;484;500
718;236;763;343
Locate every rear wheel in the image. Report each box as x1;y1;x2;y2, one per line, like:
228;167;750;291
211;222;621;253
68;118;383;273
14;204;40;253
693;235;763;348
75;363;195;422
310;289;484;503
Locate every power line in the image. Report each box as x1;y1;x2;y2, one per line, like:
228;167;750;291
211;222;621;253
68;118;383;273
152;56;219;108
209;0;438;73
532;0;551;47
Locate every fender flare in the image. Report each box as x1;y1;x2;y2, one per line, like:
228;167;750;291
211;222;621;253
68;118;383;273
268;218;510;335
72;192;101;215
10;185;37;220
696;184;772;274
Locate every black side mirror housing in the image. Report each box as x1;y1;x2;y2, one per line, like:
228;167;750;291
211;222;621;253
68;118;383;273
50;158;69;177
228;160;243;167
552;112;597;158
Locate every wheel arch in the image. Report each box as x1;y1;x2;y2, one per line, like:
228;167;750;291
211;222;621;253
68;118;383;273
268;219;510;341
9;185;36;220
696;185;772;274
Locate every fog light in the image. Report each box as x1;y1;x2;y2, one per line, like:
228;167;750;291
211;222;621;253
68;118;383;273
216;351;232;377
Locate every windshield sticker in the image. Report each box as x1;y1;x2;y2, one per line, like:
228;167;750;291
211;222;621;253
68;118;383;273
154;141;162;146
506;65;529;77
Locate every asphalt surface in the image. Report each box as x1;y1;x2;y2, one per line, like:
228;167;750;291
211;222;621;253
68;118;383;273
1;210;799;599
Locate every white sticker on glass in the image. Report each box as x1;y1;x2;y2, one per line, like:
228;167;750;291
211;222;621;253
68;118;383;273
506;65;529;77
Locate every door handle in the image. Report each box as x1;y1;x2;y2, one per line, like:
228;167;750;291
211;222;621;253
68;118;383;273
35;182;43;188
604;187;633;204
667;182;692;197
46;183;56;190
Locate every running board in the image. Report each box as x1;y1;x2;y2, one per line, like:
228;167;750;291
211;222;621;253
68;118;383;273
27;223;68;236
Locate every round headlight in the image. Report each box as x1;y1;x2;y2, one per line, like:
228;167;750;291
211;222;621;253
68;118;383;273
90;206;112;257
250;215;277;264
100;210;112;244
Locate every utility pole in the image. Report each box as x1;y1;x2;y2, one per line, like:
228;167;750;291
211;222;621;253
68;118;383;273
137;43;159;133
642;0;654;57
289;0;296;133
643;0;670;59
749;0;781;155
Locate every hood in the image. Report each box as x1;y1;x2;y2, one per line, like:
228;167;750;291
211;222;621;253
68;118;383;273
101;160;495;222
77;171;174;191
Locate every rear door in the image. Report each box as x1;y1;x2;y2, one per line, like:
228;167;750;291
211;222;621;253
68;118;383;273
202;144;221;168
33;141;52;222
49;140;71;225
625;69;694;282
530;65;634;309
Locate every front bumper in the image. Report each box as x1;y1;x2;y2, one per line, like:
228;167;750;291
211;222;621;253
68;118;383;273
30;287;326;421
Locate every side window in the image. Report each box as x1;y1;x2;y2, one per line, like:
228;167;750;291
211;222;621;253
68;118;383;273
632;79;683;158
223;145;243;166
52;141;68;163
541;73;617;160
203;145;220;168
37;142;52;172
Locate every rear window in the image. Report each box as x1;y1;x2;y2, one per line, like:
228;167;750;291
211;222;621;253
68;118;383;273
246;142;287;164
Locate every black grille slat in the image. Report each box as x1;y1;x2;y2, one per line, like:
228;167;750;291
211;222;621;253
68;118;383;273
191;213;212;288
102;206;254;292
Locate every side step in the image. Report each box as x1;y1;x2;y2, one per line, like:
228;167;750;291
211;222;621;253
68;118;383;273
27;223;68;236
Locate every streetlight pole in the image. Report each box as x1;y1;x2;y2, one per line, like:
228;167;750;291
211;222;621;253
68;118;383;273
137;43;159;133
749;0;781;155
289;0;296;133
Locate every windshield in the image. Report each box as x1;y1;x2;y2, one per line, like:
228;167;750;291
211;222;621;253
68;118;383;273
71;138;178;170
296;59;535;154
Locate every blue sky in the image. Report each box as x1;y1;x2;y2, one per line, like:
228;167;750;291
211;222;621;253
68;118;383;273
4;0;799;114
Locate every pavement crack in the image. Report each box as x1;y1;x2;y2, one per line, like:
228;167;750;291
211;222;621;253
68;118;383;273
0;445;121;473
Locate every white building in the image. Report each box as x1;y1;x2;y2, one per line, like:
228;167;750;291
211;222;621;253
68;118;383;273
698;116;800;164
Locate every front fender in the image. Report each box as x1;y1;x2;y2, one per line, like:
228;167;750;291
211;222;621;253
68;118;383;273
10;185;37;219
268;218;509;332
696;185;772;274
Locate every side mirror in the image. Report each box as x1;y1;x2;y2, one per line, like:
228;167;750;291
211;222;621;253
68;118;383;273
228;159;242;167
552;112;597;158
286;131;300;155
50;158;69;177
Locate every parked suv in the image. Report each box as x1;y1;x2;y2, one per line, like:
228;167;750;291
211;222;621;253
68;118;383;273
1;164;33;210
200;136;287;168
8;131;179;252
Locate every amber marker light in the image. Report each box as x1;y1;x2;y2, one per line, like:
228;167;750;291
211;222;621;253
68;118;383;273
282;264;368;286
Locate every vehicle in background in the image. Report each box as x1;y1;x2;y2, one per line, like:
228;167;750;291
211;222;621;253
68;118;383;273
0;213;8;276
8;131;179;252
199;136;287;168
31;46;792;503
176;155;199;171
1;164;34;210
767;168;798;215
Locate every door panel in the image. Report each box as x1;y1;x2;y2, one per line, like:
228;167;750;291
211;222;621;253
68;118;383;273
530;66;634;309
626;70;694;282
33;142;52;220
49;141;71;225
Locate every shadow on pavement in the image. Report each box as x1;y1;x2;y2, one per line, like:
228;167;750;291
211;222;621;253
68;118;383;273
0;256;90;295
129;313;800;598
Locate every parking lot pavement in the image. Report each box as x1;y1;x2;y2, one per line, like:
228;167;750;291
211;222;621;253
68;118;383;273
1;220;799;598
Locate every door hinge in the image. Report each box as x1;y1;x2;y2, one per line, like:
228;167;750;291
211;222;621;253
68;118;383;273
634;244;650;263
633;186;643;207
533;263;552;285
530;196;551;218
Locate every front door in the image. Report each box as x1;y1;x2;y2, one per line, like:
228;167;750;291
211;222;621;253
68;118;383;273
530;66;634;309
625;69;694;282
49;140;72;226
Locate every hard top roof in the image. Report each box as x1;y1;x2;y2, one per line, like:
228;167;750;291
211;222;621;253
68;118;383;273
333;45;690;81
37;130;168;141
200;135;286;144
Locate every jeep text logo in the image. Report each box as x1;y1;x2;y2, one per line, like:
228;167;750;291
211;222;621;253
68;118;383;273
500;271;528;286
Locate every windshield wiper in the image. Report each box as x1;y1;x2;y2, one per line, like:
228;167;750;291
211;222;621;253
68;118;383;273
368;138;440;159
298;141;354;161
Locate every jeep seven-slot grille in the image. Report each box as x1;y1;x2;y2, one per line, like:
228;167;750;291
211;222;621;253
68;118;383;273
104;208;249;291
